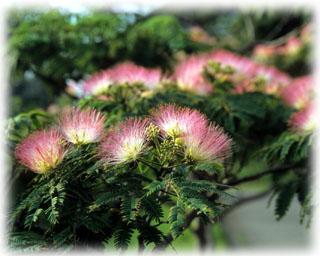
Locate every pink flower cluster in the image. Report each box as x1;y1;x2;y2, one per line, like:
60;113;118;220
15;107;106;173
280;76;313;110
66;46;307;99
253;36;303;60
173;55;213;95
98;104;231;165
288;103;316;132
82;62;162;96
253;24;311;60
16;104;231;172
280;76;316;132
152;105;232;163
172;49;291;95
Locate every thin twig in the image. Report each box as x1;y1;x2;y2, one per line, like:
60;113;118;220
225;164;297;187
222;187;274;217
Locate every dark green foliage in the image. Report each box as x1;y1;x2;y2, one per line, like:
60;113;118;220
194;162;224;174
203;92;292;138
139;195;164;223
113;223;134;249
267;167;311;223
9;11;130;90
168;202;185;238
126;15;189;69
9;231;48;251
137;222;163;245
260;131;311;164
274;183;297;220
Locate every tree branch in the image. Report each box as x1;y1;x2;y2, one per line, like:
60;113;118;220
225;164;297;187
222;187;274;218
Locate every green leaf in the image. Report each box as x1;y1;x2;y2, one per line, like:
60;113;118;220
9;231;48;251
194;162;224;173
275;183;297;220
144;180;165;197
168;201;185;238
139;195;163;222
113;223;134;250
120;196;136;222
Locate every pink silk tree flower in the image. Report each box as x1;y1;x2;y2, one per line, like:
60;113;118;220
99;118;150;164
173;55;213;95
107;62;162;90
253;44;278;59
251;64;291;95
82;70;113;96
60;108;105;144
210;50;256;75
289;104;316;132
15;129;67;174
281;36;302;55
210;49;291;95
183;124;232;163
151;104;208;138
281;76;313;109
208;50;260;93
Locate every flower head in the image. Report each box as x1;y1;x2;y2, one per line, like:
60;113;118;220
282;36;302;55
183;124;232;163
60;107;105;144
15;129;66;174
99;118;150;164
281;76;313;109
151;104;208;138
107;62;162;89
209;49;291;94
253;44;277;59
289;104;316;132
251;64;291;94
210;50;256;75
83;70;113;96
173;55;213;95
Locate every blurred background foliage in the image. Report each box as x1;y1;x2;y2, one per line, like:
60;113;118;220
7;8;311;116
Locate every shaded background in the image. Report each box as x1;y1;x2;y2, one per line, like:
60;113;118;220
8;8;311;116
7;6;312;249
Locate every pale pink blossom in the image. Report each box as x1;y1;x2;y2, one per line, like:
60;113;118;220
209;49;292;94
107;62;162;89
173;55;213;95
151;104;208;138
183;124;232;163
251;64;291;94
281;76;313;109
210;50;256;75
99;118;150;164
60;108;105;144
253;44;277;59
279;37;302;55
15;129;67;174
82;70;113;96
289;104;316;132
